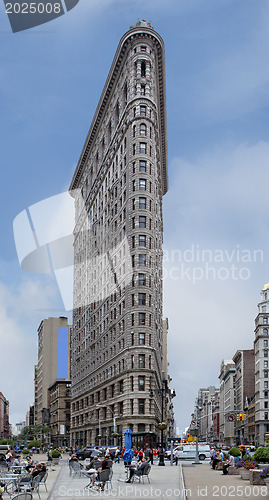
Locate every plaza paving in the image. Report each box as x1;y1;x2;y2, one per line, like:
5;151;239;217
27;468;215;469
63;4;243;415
183;462;267;500
48;459;183;500
9;455;269;499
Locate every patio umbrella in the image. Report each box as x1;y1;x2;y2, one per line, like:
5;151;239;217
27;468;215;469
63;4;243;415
123;428;133;463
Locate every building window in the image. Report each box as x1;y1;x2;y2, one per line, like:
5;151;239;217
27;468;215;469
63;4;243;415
138;376;145;391
265;381;268;389
138;399;145;414
265;350;268;357
265;371;269;378
133;144;136;155
265;361;269;368
139;197;146;209
265;340;269;347
139;293;146;305
139;160;146;172
141;61;146;77
265;402;269;409
265;412;268;420
141;46;146;52
141;85;146;95
119;380;124;393
140;105;146;117
139;216;146;228
139;313;146;325
139;254;146;266
264;328;268;335
130;399;134;413
265;391;269;398
139;273;146;286
131;314;134;326
139;179;146;190
139;235;146;247
140;142;147;154
133;125;136;137
264;317;268;325
139;332;145;345
263;306;267;312
130;376;134;391
138;354;145;368
140;124;147;136
131;355;134;369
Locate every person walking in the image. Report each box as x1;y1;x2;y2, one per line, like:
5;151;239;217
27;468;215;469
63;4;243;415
148;448;153;465
174;449;180;466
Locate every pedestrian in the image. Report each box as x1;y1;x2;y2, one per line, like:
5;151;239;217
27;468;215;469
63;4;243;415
148;448;153;465
174;449;180;465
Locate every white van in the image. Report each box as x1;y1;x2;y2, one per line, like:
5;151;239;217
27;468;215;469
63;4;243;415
166;444;211;461
0;444;10;457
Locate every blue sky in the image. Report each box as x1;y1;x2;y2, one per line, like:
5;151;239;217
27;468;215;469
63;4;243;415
1;0;269;433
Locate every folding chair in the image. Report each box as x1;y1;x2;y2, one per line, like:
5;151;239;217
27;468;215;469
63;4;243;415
11;494;33;500
94;469;111;491
133;464;151;483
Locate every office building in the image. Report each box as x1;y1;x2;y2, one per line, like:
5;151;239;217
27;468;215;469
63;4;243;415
0;393;10;439
254;284;269;446
34;317;71;426
219;360;236;447
232;349;254;445
69;20;168;448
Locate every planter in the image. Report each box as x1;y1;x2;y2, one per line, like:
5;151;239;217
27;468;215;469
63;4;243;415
240;468;250;480
258;463;269;469
263;477;269;493
52;458;60;465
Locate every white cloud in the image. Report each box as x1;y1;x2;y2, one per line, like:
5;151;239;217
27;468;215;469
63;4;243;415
164;140;269;429
0;275;61;427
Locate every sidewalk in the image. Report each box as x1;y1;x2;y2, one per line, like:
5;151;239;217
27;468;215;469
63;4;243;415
49;461;182;500
183;462;267;500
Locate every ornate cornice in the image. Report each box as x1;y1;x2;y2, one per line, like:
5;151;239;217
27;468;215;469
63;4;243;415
70;23;168;196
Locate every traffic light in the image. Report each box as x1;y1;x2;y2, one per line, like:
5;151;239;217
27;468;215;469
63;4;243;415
237;413;247;421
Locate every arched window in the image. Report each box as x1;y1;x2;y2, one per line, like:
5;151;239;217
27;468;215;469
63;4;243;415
133;125;136;138
140;123;147;136
264;328;268;335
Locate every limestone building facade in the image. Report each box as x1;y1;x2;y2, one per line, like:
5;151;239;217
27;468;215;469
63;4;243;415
69;20;168;448
254;284;269;446
34;317;71;426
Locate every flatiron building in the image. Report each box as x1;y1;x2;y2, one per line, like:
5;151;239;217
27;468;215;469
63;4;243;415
70;20;168;448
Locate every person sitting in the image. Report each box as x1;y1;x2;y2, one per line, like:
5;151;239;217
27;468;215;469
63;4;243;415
126;457;148;483
23;456;34;472
90;459;110;490
223;454;235;475
17;463;45;491
13;456;22;466
212;450;221;470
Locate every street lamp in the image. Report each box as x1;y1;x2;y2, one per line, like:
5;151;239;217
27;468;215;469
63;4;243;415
149;373;168;466
96;405;117;446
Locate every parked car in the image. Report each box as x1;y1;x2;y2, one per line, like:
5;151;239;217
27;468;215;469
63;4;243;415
75;447;97;460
